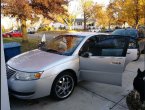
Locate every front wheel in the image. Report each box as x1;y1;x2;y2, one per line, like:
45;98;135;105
51;72;75;100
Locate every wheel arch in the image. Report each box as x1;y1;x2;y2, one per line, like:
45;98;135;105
62;69;77;85
54;69;78;86
50;69;77;99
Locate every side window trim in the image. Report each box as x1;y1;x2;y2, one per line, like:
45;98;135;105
79;35;130;57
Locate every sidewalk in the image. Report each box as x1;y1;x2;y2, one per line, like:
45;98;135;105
10;55;144;110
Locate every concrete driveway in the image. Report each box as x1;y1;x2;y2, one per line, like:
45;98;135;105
10;55;145;110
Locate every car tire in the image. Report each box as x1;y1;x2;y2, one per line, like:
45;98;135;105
51;72;75;100
133;48;141;61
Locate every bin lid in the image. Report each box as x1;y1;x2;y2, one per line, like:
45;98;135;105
4;42;21;49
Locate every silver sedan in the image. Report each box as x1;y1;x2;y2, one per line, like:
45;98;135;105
6;32;138;100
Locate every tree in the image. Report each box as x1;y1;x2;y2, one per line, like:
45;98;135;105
124;0;142;28
2;25;5;33
79;0;94;30
106;3;117;29
140;0;145;25
30;0;68;21
57;13;76;30
108;0;145;28
1;0;68;42
106;0;126;28
92;3;108;28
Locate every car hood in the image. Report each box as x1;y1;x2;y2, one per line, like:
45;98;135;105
7;49;71;72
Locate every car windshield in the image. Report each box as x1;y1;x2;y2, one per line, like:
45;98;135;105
112;29;137;38
40;35;84;56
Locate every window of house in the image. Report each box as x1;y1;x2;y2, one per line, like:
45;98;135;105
77;22;82;26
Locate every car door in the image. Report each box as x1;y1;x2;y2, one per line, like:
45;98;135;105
79;35;130;86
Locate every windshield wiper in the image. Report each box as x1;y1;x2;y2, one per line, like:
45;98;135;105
46;49;63;55
46;49;59;52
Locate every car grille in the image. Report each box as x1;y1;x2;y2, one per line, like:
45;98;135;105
6;66;16;79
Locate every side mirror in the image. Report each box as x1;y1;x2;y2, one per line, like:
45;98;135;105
80;52;92;58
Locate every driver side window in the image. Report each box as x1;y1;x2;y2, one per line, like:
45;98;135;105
80;35;128;57
97;37;126;56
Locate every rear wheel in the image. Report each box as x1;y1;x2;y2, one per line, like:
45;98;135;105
51;72;75;100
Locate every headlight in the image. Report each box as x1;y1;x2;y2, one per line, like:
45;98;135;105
15;71;42;81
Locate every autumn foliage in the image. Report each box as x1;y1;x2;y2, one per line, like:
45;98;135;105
106;0;145;28
1;0;68;41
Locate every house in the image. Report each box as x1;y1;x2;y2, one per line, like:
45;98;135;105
50;18;97;30
49;22;66;30
73;19;84;30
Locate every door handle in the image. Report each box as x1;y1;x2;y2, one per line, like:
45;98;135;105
127;52;131;54
111;61;121;64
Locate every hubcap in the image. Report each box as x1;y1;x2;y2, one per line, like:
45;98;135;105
55;75;74;98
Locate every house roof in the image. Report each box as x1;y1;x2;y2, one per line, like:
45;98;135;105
75;19;84;22
75;18;96;22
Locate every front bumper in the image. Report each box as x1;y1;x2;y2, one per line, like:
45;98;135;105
8;74;57;99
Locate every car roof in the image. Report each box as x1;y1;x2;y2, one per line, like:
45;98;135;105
64;32;109;38
115;28;137;31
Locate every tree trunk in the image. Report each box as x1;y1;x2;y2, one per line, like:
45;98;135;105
108;19;111;29
84;12;87;31
144;16;145;26
135;19;139;29
134;0;139;29
68;24;72;30
123;21;126;28
21;18;28;42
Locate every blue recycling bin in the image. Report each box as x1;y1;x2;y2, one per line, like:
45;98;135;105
4;42;21;62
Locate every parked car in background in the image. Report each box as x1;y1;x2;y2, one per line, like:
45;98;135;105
112;28;140;39
89;28;100;32
27;27;36;34
2;30;22;38
111;28;145;61
6;32;138;100
103;29;114;33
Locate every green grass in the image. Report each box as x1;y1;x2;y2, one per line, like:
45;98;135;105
3;38;40;53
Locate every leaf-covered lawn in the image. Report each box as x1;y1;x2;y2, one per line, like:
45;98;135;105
3;38;40;53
